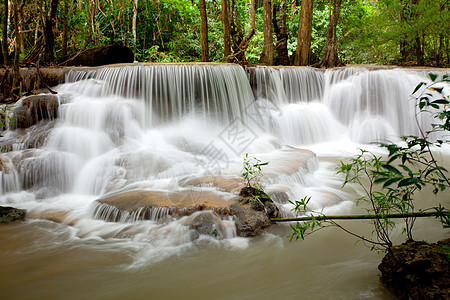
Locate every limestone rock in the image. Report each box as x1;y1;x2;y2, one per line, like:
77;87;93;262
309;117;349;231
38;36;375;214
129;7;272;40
0;206;26;223
229;200;271;237
12;95;59;129
181;211;226;239
93;186;277;237
378;239;450;299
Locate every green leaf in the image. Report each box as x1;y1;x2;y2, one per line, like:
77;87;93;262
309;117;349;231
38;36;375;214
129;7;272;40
383;177;402;188
382;164;403;176
374;177;390;184
432;99;449;105
398;177;419;187
413;82;425;94
429;73;438;81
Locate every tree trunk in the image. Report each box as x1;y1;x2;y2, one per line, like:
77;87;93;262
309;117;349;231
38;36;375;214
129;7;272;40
228;0;255;65
1;0;8;64
12;0;20;97
43;0;59;62
61;0;69;57
132;0;138;53
260;0;273;65
199;0;209;62
294;0;314;66
221;0;231;61
273;0;289;65
319;0;342;68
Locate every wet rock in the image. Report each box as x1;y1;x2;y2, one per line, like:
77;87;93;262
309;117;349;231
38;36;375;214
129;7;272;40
0;206;26;223
239;186;282;219
12;95;59;129
181;211;225;239
93;186;278;237
229;201;271;237
378;239;450;299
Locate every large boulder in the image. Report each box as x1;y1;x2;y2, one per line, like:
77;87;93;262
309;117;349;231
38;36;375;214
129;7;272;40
64;45;134;67
378;239;450;299
0;206;26;223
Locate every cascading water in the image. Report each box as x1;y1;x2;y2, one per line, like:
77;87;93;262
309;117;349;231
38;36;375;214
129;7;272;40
1;64;449;299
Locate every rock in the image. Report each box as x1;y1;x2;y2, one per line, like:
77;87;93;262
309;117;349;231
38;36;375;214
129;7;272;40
12;95;59;129
63;45;134;67
378;239;450;300
229;200;271;237
0;67;67;102
0;206;26;223
93;186;277;237
239;186;282;218
181;211;226;239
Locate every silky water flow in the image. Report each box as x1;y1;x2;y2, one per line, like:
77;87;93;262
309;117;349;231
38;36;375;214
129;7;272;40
0;64;449;299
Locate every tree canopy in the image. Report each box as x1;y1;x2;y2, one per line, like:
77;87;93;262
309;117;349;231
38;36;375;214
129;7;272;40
0;0;449;67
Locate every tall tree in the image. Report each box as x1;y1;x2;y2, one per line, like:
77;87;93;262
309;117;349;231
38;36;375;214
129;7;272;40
273;0;289;65
294;0;314;66
12;0;20;96
199;0;209;62
229;0;256;64
61;0;69;57
319;0;342;68
132;0;138;53
260;0;273;65
221;0;232;61
43;0;59;62
1;0;8;64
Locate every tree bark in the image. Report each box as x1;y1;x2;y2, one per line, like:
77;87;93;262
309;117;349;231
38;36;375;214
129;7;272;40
12;0;20;97
260;0;273;65
132;0;138;53
61;0;69;57
1;0;8;64
199;0;209;62
273;0;289;65
43;0;59;62
221;0;232;61
228;0;255;65
319;0;342;68
294;0;314;66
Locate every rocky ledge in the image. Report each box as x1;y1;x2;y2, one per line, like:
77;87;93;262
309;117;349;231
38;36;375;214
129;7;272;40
379;239;450;299
93;179;282;237
0;206;26;223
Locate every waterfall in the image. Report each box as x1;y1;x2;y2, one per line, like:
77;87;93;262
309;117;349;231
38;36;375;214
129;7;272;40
64;64;255;126
0;63;448;251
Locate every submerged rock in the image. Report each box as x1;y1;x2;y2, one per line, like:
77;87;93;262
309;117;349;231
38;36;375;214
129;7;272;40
378;239;450;299
181;211;226;239
0;206;26;223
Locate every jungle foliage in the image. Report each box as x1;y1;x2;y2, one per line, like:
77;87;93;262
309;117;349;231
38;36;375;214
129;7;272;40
0;0;449;67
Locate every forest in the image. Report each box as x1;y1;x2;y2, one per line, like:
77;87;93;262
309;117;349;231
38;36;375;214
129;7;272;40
0;0;449;68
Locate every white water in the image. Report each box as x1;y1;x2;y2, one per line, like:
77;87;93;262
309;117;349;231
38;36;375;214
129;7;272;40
1;64;449;299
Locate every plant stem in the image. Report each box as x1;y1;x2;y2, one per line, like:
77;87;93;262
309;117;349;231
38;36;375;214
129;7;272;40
271;211;448;222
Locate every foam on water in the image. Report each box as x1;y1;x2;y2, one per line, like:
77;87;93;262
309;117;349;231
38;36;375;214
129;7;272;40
1;64;449;265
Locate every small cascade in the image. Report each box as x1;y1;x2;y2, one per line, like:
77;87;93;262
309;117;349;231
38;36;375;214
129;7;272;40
64;64;255;126
0;155;20;195
90;202;175;223
249;66;324;104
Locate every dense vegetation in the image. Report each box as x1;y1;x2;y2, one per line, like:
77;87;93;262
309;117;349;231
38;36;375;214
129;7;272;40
0;0;449;67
